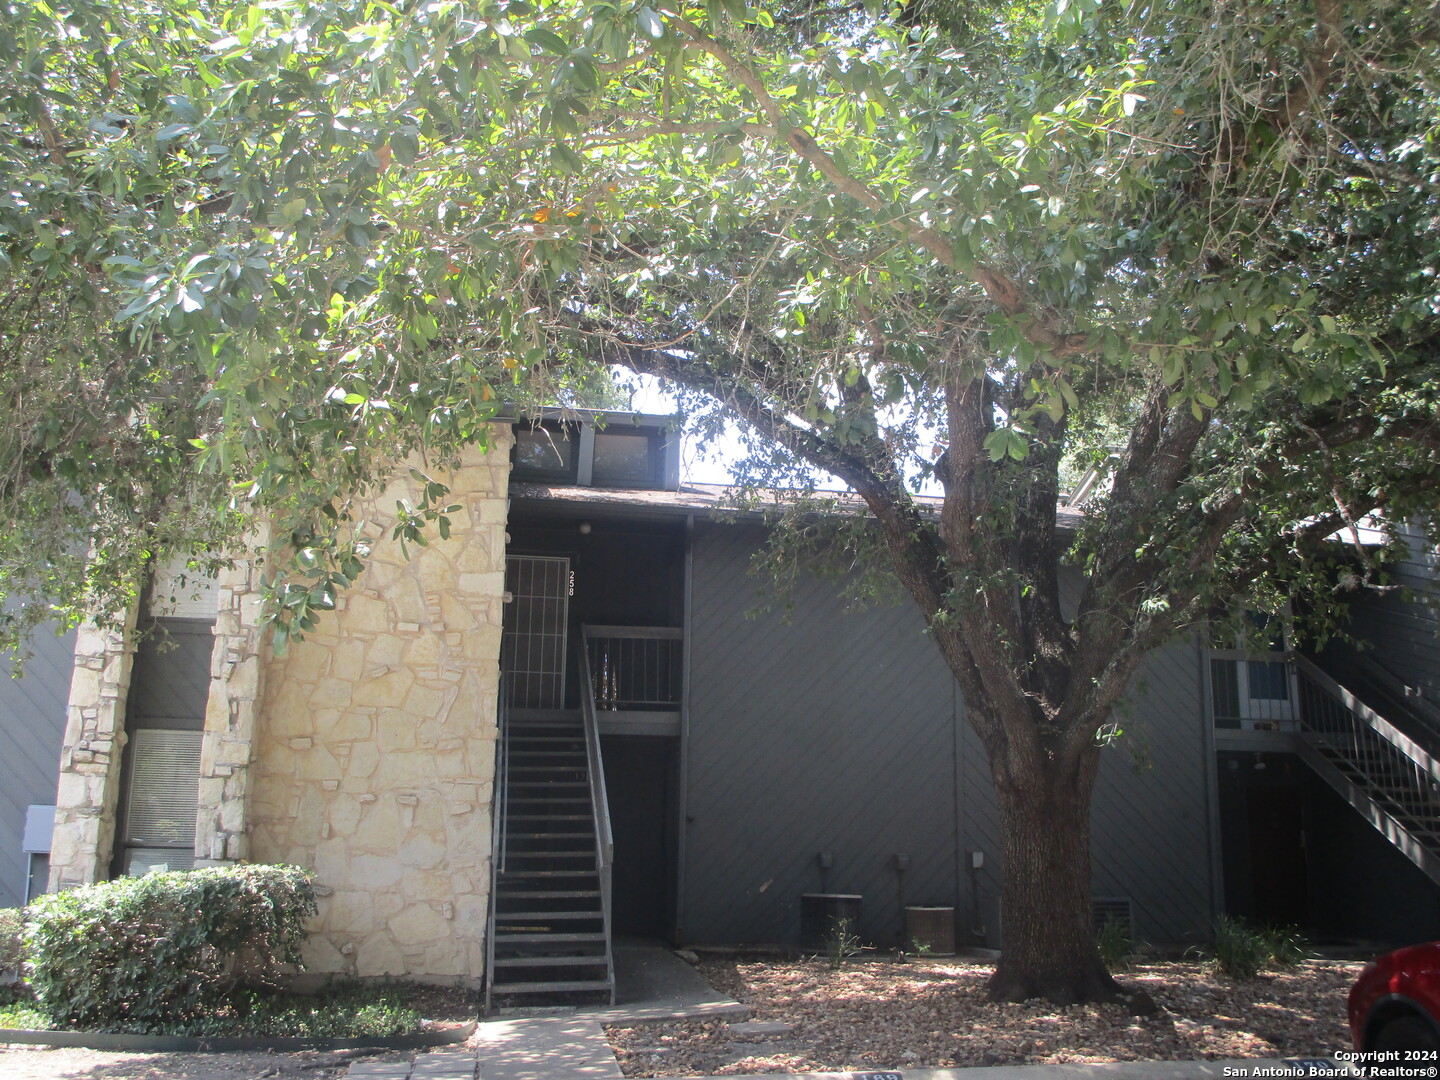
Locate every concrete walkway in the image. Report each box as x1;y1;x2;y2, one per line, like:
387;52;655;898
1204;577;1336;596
471;942;748;1080
340;941;745;1080
341;1044;479;1080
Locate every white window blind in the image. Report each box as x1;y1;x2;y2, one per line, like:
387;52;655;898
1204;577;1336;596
122;728;202;849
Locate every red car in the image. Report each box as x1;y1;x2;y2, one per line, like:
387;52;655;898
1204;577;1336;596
1349;943;1440;1051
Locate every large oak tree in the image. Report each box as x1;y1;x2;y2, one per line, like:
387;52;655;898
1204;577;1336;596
4;0;1440;1000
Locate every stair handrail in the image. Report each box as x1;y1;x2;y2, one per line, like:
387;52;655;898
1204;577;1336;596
1345;652;1440;744
484;674;510;1015
577;626;615;995
1293;654;1440;784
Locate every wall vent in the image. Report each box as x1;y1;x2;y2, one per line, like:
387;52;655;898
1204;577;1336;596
1092;896;1134;938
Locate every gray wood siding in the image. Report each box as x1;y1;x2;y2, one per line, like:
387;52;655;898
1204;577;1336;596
1089;632;1215;945
682;523;1216;947
1338;525;1440;703
685;522;959;947
0;626;75;907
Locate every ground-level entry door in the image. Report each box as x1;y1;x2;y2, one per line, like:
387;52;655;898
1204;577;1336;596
503;555;570;709
601;734;679;940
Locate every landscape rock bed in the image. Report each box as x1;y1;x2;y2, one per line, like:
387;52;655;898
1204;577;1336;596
605;955;1363;1077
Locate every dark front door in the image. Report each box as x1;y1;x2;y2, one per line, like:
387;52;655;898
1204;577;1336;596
1246;784;1309;925
602;735;678;939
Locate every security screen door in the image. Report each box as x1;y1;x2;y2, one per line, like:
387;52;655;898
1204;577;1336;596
502;555;571;709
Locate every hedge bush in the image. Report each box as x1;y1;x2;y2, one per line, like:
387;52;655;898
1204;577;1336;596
0;907;24;975
25;864;316;1033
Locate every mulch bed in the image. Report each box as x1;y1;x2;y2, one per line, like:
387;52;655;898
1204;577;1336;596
605;955;1362;1077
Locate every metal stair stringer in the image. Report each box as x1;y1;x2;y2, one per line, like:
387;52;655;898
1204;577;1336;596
1293;737;1440;886
1293;654;1440;888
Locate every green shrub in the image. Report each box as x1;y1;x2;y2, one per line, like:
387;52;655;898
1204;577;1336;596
180;982;423;1039
25;864;316;1033
1096;917;1134;972
0;907;24;974
1262;924;1309;968
1211;915;1271;979
824;917;861;969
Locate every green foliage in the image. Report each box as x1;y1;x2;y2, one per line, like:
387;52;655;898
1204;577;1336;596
3;0;1440;1001
1207;915;1276;980
0;907;24;974
1195;917;1309;979
0;999;51;1031
175;982;423;1039
1095;917;1134;972
3;0;1438;658
24;865;316;1033
1261;924;1310;969
824;917;862;969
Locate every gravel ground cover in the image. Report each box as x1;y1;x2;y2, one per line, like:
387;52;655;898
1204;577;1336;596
606;954;1363;1077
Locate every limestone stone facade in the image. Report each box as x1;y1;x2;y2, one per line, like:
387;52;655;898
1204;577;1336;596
44;428;513;982
196;529;272;866
247;432;513;982
48;608;138;890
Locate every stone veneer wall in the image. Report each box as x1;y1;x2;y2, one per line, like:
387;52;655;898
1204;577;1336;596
196;530;271;866
247;431;512;982
48;608;138;890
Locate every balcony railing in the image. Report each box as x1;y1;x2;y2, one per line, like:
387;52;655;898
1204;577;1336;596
584;625;682;711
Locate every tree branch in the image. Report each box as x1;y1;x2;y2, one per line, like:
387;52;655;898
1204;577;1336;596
657;10;1094;363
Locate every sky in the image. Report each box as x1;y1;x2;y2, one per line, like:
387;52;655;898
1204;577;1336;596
619;371;943;495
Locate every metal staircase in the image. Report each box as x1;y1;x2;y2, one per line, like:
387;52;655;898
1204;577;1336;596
485;708;615;1010
1292;654;1440;886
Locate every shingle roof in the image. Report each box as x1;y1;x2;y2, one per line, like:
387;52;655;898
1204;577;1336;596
508;480;1090;533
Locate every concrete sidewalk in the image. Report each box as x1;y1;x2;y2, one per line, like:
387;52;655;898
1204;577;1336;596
472;942;748;1080
340;1044;479;1080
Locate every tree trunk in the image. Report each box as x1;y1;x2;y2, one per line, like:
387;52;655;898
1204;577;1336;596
986;748;1123;1004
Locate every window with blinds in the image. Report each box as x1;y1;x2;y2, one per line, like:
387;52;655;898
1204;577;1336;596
120;728;202;875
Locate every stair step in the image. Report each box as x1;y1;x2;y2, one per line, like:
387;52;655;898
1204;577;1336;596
505;851;595;859
500;869;598;878
495;932;608;944
496;910;602;921
507;814;592;822
509;798;592;806
494;954;609;968
489;979;613;994
509;835;593;846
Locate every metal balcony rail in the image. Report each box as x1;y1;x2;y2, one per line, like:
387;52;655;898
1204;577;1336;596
1209;654;1299;731
585;625;683;711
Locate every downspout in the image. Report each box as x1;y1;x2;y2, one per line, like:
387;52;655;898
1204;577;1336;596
674;513;695;943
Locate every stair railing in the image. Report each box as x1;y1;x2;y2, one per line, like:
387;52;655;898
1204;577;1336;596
577;627;616;1003
1344;653;1440;750
1293;655;1440;831
484;676;510;1015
